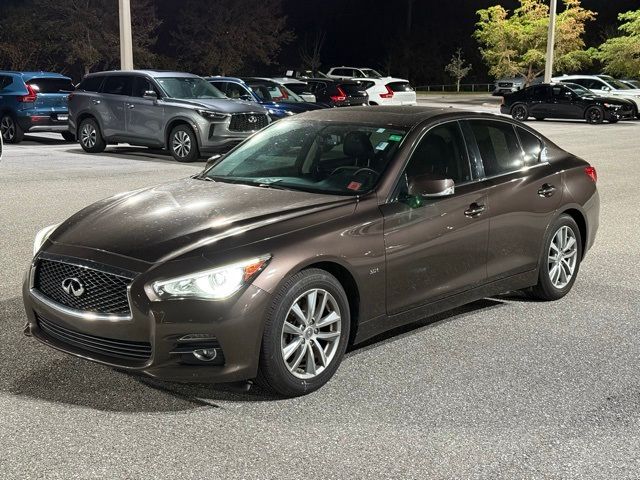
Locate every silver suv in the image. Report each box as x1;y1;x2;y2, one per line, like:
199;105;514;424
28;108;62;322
68;70;270;162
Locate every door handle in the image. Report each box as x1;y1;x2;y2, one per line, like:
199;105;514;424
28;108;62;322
464;203;486;217
91;99;101;104
538;183;556;197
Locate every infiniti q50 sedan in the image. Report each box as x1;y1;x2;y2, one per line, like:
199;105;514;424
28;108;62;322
23;107;599;397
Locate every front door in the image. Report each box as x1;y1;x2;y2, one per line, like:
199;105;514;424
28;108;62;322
381;121;489;315
125;76;164;146
99;75;132;138
550;85;583;119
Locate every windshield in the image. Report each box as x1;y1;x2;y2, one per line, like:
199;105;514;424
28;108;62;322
156;77;225;99
360;69;383;79
603;78;631;90
203;120;407;195
564;83;591;97
248;82;304;103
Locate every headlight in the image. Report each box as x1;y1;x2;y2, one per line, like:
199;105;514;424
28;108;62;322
33;224;59;256
151;255;271;301
603;103;621;109
197;109;228;120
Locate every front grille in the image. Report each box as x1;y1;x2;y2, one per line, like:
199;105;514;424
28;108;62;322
37;314;151;360
229;113;269;132
498;82;513;87
34;258;133;316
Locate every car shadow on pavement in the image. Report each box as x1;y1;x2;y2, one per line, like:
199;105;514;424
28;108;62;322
18;134;74;145
62;146;208;165
1;295;505;411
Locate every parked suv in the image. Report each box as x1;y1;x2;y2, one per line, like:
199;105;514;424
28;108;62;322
69;70;270;162
0;71;75;143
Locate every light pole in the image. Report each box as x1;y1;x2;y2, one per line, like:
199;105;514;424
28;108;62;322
119;0;134;70
544;0;557;83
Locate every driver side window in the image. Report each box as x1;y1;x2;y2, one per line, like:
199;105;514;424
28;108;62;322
404;122;472;188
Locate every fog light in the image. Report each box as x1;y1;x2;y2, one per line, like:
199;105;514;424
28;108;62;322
193;348;218;362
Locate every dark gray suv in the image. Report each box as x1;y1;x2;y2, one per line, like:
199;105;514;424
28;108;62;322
68;70;270;162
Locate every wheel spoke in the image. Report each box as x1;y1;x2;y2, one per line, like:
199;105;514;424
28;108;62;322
290;303;307;325
283;321;302;336
289;343;307;371
306;290;317;323
283;337;303;361
311;339;327;367
316;311;340;328
315;290;328;321
316;330;340;341
305;343;316;375
563;236;576;253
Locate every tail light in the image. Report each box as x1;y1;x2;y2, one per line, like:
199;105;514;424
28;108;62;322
380;85;394;99
18;84;38;103
330;87;347;103
584;166;597;183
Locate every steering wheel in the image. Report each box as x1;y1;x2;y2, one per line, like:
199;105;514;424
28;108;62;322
353;167;379;178
330;166;360;176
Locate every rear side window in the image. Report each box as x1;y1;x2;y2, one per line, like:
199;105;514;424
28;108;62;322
0;76;12;90
387;82;413;92
338;83;366;95
516;127;543;166
78;76;104;92
359;81;375;90
285;83;311;95
468;120;523;177
26;78;74;93
102;76;133;96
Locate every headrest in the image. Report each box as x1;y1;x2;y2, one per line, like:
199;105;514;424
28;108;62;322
343;131;373;158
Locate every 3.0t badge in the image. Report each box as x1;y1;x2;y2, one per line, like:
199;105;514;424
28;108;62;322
62;277;85;297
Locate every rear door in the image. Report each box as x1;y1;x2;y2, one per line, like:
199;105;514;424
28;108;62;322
99;75;133;138
527;85;553;118
125;76;164;146
464;119;562;281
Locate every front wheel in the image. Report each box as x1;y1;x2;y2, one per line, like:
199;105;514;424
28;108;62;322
511;104;528;121
257;269;350;397
169;124;199;162
585;106;604;124
526;214;582;301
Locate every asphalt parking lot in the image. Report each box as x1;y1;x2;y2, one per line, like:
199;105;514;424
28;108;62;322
1;100;640;479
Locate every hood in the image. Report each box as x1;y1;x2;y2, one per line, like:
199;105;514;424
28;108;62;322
162;97;266;114
51;178;354;263
597;95;634;105
263;101;324;114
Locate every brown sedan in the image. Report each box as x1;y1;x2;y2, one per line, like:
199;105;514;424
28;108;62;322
23;107;599;396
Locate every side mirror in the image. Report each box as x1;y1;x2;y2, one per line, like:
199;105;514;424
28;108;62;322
408;175;455;198
205;154;223;169
600;86;610;91
143;90;158;101
239;94;253;102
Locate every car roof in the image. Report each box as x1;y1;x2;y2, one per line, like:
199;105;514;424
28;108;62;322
295;106;500;128
271;77;306;84
206;76;245;83
0;71;71;81
85;70;200;78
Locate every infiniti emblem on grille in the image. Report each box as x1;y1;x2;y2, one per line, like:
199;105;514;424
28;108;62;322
62;277;85;297
247;115;258;124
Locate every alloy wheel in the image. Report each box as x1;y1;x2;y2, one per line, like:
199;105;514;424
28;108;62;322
587;108;602;124
280;288;342;379
513;106;526;120
80;123;97;148
548;225;578;289
1;116;15;141
172;130;191;158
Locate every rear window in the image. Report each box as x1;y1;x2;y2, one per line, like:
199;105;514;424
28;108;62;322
338;83;366;95
103;76;133;96
285;83;311;95
386;81;413;92
26;78;74;93
78;76;104;92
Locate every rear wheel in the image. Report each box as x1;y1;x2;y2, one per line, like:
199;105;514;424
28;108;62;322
61;131;76;142
1;114;23;143
526;214;582;301
257;269;350;397
169;124;199;162
585;106;604;124
78;118;106;153
511;104;528;121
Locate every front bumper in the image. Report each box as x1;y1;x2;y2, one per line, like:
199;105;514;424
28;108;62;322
603;107;635;121
18;112;69;133
22;249;272;384
196;113;269;154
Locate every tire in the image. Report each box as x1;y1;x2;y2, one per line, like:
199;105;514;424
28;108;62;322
169;124;199;162
526;214;582;301
511;104;528;121
257;268;351;397
61;131;76;142
585;106;604;124
78;118;106;153
609;118;619;124
1;114;24;143
535;117;545;121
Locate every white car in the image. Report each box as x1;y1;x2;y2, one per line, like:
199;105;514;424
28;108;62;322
553;74;640;117
271;77;316;103
326;67;417;106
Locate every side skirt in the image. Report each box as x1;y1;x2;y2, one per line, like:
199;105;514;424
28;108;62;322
353;269;538;345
